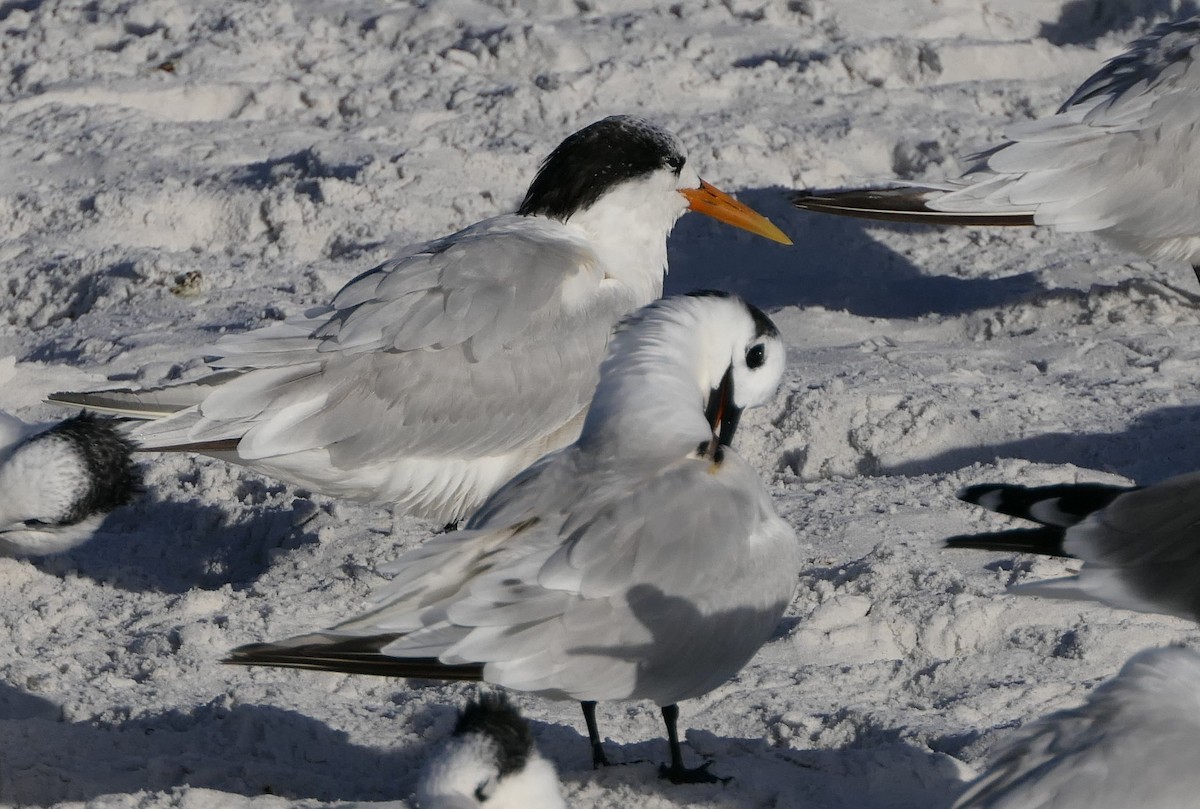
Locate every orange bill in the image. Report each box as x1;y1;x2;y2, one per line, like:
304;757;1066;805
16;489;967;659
680;179;793;245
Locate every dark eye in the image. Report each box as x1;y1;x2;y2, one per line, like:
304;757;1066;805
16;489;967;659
666;154;684;174
746;344;766;369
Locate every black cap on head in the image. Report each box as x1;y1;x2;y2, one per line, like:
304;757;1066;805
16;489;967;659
454;693;534;778
518;116;685;221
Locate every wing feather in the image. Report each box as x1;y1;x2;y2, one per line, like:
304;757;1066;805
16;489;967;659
953;647;1200;809
228;449;797;703
129;215;643;466
1051;471;1200;620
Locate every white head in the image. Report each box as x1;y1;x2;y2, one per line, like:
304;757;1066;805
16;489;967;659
417;694;565;809
579;291;786;463
0;414;140;555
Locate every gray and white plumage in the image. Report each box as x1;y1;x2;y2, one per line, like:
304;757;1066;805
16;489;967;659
794;16;1200;278
953;645;1200;809
50;116;790;525
0;412;140;555
227;292;798;780
949;472;1200;621
418;693;564;809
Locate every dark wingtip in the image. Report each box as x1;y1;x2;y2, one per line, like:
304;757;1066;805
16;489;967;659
956;483;1010;506
957;481;1133;528
791;186;938;216
46;391;81;405
944;526;1071;557
791;186;1037;226
223;635;486;680
223;641;278;662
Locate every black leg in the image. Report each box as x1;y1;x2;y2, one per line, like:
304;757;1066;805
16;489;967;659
657;704;729;785
581;701;610;768
1193;265;1200;287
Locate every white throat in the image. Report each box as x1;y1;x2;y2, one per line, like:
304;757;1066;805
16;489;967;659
564;171;690;304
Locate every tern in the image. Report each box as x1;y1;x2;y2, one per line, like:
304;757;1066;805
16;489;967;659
793;16;1200;284
418;693;565;809
953;645;1200;809
0;412;141;555
51;115;791;525
948;473;1200;621
225;292;799;784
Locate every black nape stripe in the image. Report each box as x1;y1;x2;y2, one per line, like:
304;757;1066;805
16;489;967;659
454;693;534;778
745;302;779;339
518;115;684;222
684;290;779;338
48;413;141;523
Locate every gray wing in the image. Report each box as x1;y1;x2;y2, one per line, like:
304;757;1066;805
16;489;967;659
137;215;645;464
1059;17;1200;114
1013;470;1200;621
340;453;797;703
953;646;1200;809
932;19;1200;248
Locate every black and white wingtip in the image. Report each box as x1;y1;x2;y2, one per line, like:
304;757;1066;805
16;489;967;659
0;413;142;555
947;481;1136;557
791;185;1037;226
958;482;1134;529
417;693;565;809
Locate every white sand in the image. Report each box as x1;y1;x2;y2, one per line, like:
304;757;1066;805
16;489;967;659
3;1;1200;807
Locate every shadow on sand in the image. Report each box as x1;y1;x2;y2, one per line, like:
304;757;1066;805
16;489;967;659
667;187;1045;319
881;403;1200;484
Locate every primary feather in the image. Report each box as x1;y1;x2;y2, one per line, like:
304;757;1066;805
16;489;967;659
949;471;1200;621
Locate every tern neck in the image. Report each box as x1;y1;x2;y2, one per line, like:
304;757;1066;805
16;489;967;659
578;308;715;466
562;176;688;304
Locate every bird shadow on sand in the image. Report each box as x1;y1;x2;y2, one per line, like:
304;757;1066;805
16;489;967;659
879;402;1200;484
1040;0;1200;46
0;691;439;804
0;681;60;722
0;679;964;808
666;187;1046;319
28;491;322;594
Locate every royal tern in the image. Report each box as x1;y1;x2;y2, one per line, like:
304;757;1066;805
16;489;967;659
952;645;1200;809
948;474;1200;620
226;292;798;783
50;115;790;525
418;693;565;809
793;16;1200;284
0;412;140;555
